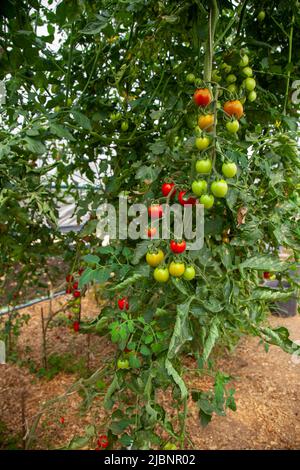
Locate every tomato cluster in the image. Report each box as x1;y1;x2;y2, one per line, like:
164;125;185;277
65;270;83;298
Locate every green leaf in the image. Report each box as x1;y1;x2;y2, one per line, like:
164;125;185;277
72;110;92;130
202;317;220;362
257;326;300;355
132;241;150;265
82;254;100;264
104;375;120;410
239;255;290;272
140;344;151;356
251;287;295;301
108;273;143;291
24;137;46;154
167;299;193;359
50;123;75;141
135;165;160;182
165;358;188;399
78;267;94;288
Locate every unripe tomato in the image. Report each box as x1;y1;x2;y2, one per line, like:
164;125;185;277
169;261;185;277
200;194;214;209
170;240;186;254
227;83;238;94
239;54;249;67
222;162;237;178
226;120;239;133
257;10;265;22
161;182;176;198
153;267;169;283
118;297;129;310
178;191;197;206
192;180;208;196
146;250;164;267
121;121;129;131
242;66;253;77
198;114;214;131
148;204;163;219
195;159;212;174
54;105;61;113
226;74;237;84
242;78;256;92
117;359;130;369
186;73;195;84
212;70;221;83
51;84;59;93
183;266;196;281
221;63;232;74
163;443;177;450
248;90;257;102
211;180;228;198
195;136;210;150
223;100;244;120
193;88;212;107
67;97;73;107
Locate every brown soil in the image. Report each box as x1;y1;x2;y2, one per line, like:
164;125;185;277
0;292;300;450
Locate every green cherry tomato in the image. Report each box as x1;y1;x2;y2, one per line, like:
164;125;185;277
51;84;59;93
54;105;61;113
226;74;237;84
212;70;221;83
169;261;185;277
242;66;253;77
257;10;265;22
226;120;239;133
238;54;249;67
153;267;169;283
220;63;232;74
227;83;238;94
195;136;210;151
121;121;129;131
67;97;73;107
163;443;177;450
222;162;237;178
117;359;130;369
248;90;257;102
191;180;208;196
183;266;196;281
200;194;214;209
244;77;256;91
211;180;228;198
195;159;212;174
186;73;195;84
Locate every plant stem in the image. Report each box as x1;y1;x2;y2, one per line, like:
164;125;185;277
180;396;188;449
204;0;219;82
283;15;294;115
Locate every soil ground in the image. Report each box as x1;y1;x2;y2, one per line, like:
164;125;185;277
0;292;300;450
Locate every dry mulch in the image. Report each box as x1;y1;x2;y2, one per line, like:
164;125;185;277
0;292;300;449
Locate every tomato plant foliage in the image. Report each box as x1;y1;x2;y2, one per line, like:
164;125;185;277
0;0;300;449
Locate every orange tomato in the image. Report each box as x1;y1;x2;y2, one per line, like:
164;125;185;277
193;88;212;107
198;114;214;131
223;100;244;120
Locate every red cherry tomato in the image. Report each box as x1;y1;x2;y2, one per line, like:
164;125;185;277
60;417;65;425
178;190;197;206
78;268;85;275
263;272;271;279
161;182;176;198
66;274;73;283
73;290;81;298
148;204;163;219
73;321;80;332
72;281;79;290
147;227;157;238
170;240;186;254
118;297;129;310
97;435;109;449
193;88;212;107
66;287;72;294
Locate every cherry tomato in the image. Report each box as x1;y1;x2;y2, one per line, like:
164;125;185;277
222;236;230;244
200;194;214;209
73;321;80;332
248;91;257;102
178;191;197;206
66;274;73;283
223;100;244;120
257;10;265;22
118;297;129;310
195;136;210;150
226;120;239;133
146;249;164;267
192;180;208;196
227;83;238;94
117;359;130;369
198;114;214;131
121;121;129;131
170;240;186;254
67;97;73;107
183;266;196;281
242;67;253;77
239;54;249;67
66;287;72;294
195;159;212;174
60;417;65;425
73;281;79;290
186;73;195;84
193;88;212;107
73;290;81;298
97;435;109;449
226;74;237;84
161;182;176;198
244;77;256;91
148;204;163;219
153;267;169;283
147;227;157;238
211;180;228;198
163;443;177;450
263;272;270;279
222;162;237;178
54;105;60;113
169;261;185;277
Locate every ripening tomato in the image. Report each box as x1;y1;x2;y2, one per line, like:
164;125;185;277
222;162;237;178
200;194;214;209
226;120;239;133
153;267;169;283
211;180;228;198
118;297;129;310
161;182;176;198
223;100;244;120
183;266;196;281
170;240;186;254
169;261;185;277
198;114;214;131
117;359;130;369
147;227;157;238
192;180;208;196
73;290;81;298
146;249;164;267
193;88;212;107
195;136;210;151
97;435;109;449
148;204;163;219
178;191;197;206
195;159;212;174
